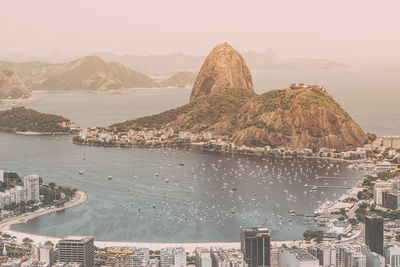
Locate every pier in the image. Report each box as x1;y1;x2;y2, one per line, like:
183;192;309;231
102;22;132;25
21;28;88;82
316;176;360;180
315;185;352;189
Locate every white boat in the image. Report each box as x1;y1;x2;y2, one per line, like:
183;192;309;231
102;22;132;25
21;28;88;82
78;171;84;175
107;176;113;180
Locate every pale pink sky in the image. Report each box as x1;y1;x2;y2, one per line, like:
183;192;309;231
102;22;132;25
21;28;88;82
1;0;399;58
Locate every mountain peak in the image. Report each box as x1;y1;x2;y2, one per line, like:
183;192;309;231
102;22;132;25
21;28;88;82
189;42;254;102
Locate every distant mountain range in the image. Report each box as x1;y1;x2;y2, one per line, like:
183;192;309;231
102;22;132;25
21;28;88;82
0;56;196;98
0;49;357;76
92;49;356;75
0;70;31;100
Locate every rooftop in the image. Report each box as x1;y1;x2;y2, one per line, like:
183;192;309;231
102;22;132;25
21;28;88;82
286;249;318;262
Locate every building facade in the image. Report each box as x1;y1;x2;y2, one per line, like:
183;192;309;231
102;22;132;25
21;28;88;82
240;227;270;267
365;215;384;255
58;236;94;267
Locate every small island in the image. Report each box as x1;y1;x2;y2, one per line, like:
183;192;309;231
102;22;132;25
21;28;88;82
0;107;77;135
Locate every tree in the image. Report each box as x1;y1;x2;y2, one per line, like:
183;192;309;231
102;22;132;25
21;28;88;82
303;230;324;243
367;132;377;143
48;182;56;190
22;237;33;247
44;240;54;247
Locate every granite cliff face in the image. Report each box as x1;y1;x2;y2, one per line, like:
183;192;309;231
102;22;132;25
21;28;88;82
190;43;254;102
0;70;31;99
230;85;367;149
113;43;368;150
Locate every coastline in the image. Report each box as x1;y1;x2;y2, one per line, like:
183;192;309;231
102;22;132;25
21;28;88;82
0;189;304;251
0;96;34;106
0;191;87;241
0;171;365;251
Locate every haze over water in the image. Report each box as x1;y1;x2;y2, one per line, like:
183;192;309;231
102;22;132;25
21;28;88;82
0;70;398;242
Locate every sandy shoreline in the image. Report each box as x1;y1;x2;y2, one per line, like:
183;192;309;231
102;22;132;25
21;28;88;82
0;191;87;242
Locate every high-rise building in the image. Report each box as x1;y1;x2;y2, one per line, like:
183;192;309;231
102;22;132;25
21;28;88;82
195;248;211;267
24;175;40;202
160;247;186;267
160;248;174;267
365;215;384;255
173;248;186;267
0;170;4;183
240;227;270;267
383;190;400;210
131;248;150;267
39;245;55;266
307;244;336;267
58;236;94;267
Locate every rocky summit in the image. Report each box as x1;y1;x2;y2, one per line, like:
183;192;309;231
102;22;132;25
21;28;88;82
190;42;254;102
113;44;368;150
0;69;31;99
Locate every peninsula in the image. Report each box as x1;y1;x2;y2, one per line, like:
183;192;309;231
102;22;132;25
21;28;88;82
78;43;367;152
0;107;76;134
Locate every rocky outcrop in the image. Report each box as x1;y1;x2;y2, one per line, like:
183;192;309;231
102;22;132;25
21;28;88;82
190;43;254;102
113;44;368;150
0;70;31;99
230;85;367;150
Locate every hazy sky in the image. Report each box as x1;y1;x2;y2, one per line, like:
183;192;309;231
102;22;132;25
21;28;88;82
1;0;399;58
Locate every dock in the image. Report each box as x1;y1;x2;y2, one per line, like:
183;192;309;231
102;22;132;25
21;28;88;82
316;176;360;180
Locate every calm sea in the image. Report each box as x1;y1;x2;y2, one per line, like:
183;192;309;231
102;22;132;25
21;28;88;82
0;70;398;242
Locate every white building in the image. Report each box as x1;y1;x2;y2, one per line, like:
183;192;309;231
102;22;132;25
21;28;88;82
160;248;180;267
173;248;186;267
279;248;320;267
195;248;211;267
24;175;40;202
0;191;11;209
374;180;393;206
307;244;336;267
0;170;4;183
131;248;150;267
39;245;54;266
351;252;367;267
385;244;400;267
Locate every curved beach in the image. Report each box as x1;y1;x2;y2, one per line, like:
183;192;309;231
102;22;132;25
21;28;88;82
0;190;301;251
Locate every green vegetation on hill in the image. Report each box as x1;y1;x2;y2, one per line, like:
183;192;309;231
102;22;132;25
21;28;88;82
112;84;367;150
112;87;255;133
0;107;71;133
